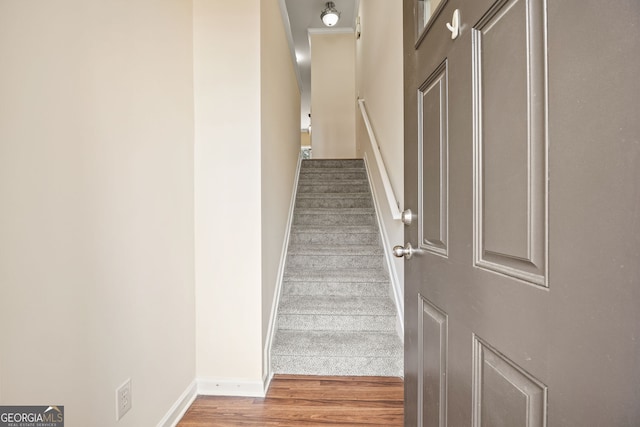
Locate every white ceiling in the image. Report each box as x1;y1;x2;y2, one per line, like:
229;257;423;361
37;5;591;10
281;0;359;130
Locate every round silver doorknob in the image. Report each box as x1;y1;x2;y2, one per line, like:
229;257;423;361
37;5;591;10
401;209;414;225
393;243;415;260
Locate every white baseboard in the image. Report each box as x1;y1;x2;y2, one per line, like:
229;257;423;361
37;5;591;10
157;375;272;426
263;152;303;380
156;380;197;427
197;378;267;397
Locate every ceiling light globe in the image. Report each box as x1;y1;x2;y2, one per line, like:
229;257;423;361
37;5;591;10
320;2;340;27
322;12;339;27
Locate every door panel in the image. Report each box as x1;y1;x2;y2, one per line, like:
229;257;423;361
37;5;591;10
472;336;547;427
403;0;640;426
472;0;548;286
419;296;448;427
419;61;449;256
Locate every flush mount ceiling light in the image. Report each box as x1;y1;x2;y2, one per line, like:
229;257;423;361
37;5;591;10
321;2;340;27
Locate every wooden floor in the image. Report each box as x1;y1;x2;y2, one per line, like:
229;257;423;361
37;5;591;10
177;375;404;426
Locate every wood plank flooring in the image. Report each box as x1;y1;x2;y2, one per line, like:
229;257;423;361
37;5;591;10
177;375;404;426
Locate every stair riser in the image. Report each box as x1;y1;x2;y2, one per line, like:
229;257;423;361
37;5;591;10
272;331;402;357
287;245;382;256
296;192;370;199
286;254;384;269
277;314;396;332
283;281;389;297
289;232;379;246
278;296;395;316
301;159;364;168
297;183;369;193
284;270;389;282
299;171;367;181
295;198;372;208
293;214;376;226
270;356;402;377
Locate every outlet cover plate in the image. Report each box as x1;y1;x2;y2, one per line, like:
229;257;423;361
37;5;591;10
116;378;132;421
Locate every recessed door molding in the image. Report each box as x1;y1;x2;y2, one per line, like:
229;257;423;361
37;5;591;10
472;335;547;426
418;295;448;427
472;0;549;287
418;60;449;258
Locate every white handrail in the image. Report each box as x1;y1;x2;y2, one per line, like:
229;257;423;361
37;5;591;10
358;99;402;220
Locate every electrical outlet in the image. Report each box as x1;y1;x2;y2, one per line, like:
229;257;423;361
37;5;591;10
116;378;132;421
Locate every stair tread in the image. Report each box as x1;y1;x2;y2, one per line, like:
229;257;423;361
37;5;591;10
278;295;396;315
300;170;366;172
301;159;364;168
300;166;365;171
298;186;368;191
298;182;368;188
299;175;366;179
299;171;366;178
296;192;371;198
283;281;389;297
272;330;402;357
297;191;369;195
290;225;378;233
282;279;389;286
295;207;374;214
277;313;396;332
300;178;368;183
293;214;376;226
284;269;389;282
287;245;383;255
287;255;384;269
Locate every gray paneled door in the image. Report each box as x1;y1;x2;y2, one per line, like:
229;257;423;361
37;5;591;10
402;0;640;426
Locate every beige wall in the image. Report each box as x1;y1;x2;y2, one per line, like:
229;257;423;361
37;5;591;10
310;32;356;158
194;0;263;384
355;1;405;297
0;0;302;420
260;0;302;363
0;0;195;425
194;0;300;387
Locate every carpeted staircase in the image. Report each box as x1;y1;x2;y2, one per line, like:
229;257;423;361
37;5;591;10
271;159;403;377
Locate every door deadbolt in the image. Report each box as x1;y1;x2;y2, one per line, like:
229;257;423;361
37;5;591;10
401;209;414;226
